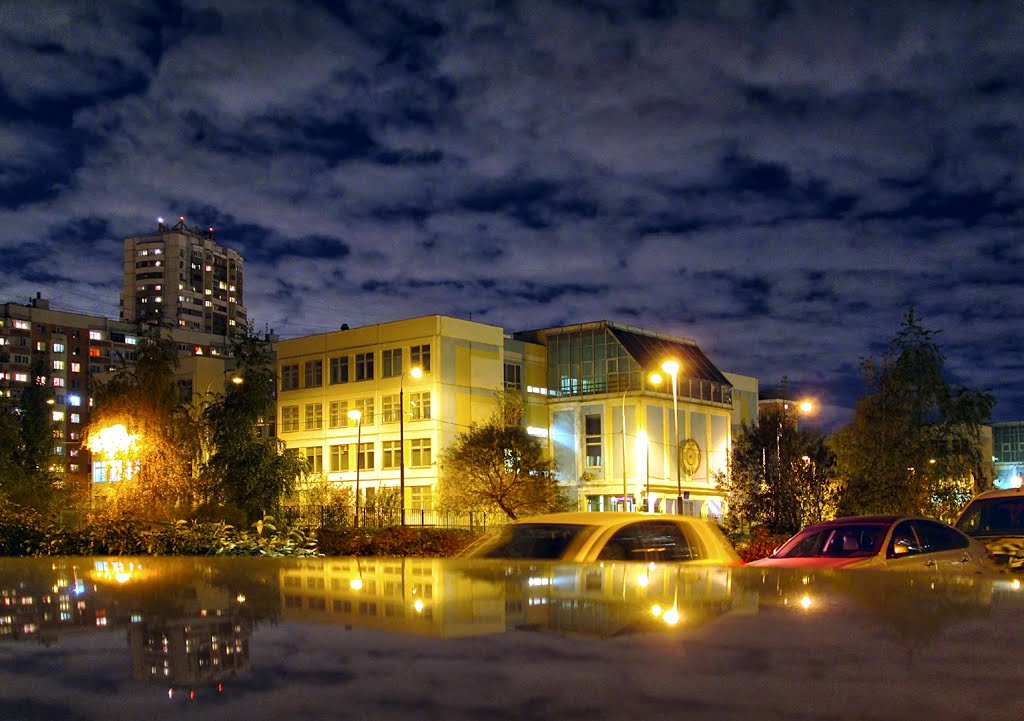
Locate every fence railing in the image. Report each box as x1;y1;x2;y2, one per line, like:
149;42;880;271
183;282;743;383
280;505;502;533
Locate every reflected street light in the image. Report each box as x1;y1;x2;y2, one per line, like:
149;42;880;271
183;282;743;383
348;408;362;528
660;360;682;514
399;366;423;526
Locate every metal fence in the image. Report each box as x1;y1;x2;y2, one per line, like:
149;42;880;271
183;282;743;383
280;505;501;533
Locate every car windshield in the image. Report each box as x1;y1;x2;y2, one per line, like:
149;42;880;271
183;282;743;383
773;524;888;559
470;523;591;559
956;497;1024;536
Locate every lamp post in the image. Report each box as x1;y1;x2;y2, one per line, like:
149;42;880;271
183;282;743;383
660;360;682;514
399;366;423;526
348;409;362;527
621;389;628;511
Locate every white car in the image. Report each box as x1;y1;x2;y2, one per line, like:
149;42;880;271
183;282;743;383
460;511;742;564
955;488;1024;572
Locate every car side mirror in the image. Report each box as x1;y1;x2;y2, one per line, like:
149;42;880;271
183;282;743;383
892;542;910;556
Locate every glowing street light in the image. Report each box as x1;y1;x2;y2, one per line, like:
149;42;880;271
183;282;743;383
660;360;682;514
399;366;423;526
348;408;363;527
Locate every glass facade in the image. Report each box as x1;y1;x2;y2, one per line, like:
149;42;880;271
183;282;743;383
546;327;640;397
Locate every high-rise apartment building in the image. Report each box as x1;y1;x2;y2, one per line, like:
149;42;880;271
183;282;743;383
121;218;247;336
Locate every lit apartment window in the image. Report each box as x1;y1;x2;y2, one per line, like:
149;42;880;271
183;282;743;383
329;400;349;428
302;447;323;473
281;406;299;432
13;320;29;330
52;377;65;388
329;444;350;472
585;414;602;467
52;342;65;353
381;348;402;378
68;394;81;406
304;360;323;388
382;440;401;470
304;403;323;430
53;360;65;371
381;394;399;423
410;344;431;372
281;364;299;391
52;411;64;422
70;413;80;424
14;373;28;383
330;356;349;384
36;341;46;351
409;392;431;420
409;439;432;467
70;363;81;373
89;330;102;341
126;337;137;345
89;348;100;358
355;353;374;381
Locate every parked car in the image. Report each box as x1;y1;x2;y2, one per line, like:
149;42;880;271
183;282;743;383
955;488;1024;573
459;512;742;564
748;515;992;574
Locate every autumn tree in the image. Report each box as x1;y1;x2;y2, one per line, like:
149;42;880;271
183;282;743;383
438;391;568;520
204;327;306;524
87;327;204;520
832;309;994;522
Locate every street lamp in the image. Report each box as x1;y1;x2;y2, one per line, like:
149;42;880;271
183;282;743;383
660;360;682;514
621;388;628;511
348;409;362;528
399;366;423;526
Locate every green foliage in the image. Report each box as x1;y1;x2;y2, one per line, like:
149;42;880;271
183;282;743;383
205;327;307;523
834;309;994;521
317;526;477;557
719;404;837;536
438;390;569;520
0;498;46;556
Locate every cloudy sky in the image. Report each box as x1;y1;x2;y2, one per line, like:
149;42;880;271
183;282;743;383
1;1;1021;428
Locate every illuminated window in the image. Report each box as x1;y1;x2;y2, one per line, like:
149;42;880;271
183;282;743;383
329;356;349;384
304;403;323;430
409;392;431;420
14;373;28;382
328;400;349;429
68;395;81;406
281;406;299;433
585;414;602;467
329;444;350;472
70;414;80;424
52;343;65;353
355;353;374;381
89;330;102;341
52;411;64;422
13;320;29;330
382;440;400;470
381;348;402;378
409;439;431;467
70;363;81;373
36;341;46;351
410;344;431;372
354;398;374;425
89;348;100;358
52;377;65;388
381;394;399;423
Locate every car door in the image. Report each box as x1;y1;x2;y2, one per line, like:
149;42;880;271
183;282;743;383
883;520;941;573
910;519;983;575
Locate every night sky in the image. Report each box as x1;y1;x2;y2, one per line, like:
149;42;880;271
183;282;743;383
1;1;1022;430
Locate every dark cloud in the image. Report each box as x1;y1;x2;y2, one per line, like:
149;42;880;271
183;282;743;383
1;1;1023;427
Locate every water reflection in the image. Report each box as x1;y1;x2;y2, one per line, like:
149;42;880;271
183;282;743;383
0;557;1020;716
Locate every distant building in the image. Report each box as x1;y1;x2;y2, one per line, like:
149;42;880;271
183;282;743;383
724;372;758;431
121;218;247;336
276;317;740;520
992;421;1024;489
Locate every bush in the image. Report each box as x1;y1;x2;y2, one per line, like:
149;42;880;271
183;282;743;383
0;499;46;556
736;525;791;563
318;526;477;557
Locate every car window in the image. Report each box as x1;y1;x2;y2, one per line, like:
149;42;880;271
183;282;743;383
956;498;1024;536
887;521;923;558
473;523;588;559
774;525;885;558
597;521;699;562
911;520;969;552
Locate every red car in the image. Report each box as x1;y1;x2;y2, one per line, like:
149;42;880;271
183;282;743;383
749;515;992;574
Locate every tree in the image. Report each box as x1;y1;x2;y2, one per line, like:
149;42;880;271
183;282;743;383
720;404;835;536
833;309;994;521
438;391;568;520
87;327;204;520
0;354;65;512
204;327;307;524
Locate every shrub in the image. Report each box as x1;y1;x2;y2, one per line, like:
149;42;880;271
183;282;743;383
318;526;477;557
736;525;791;563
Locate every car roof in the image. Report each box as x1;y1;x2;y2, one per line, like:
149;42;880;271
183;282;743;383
967;488;1024;501
799;515;911;530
